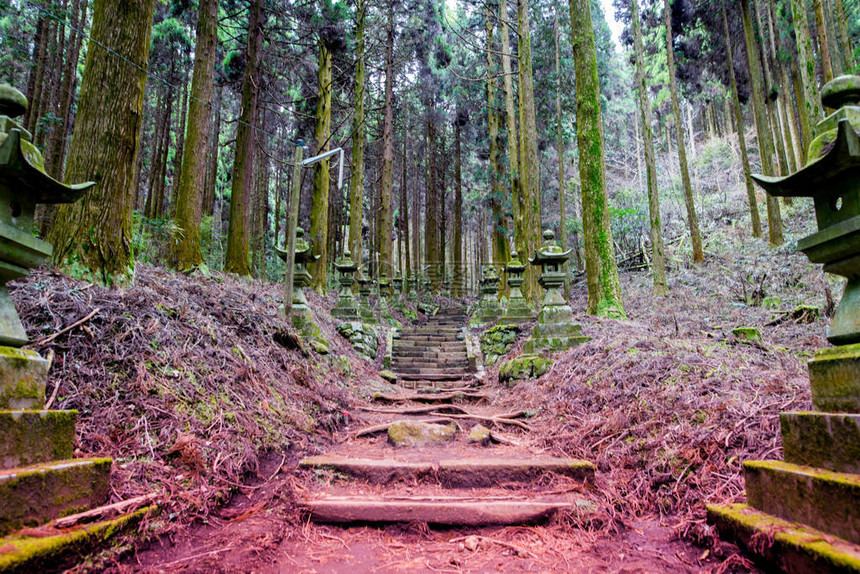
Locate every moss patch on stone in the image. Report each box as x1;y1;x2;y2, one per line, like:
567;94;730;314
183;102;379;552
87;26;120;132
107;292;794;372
0;410;77;470
781;412;860;474
0;505;153;574
480;325;519;366
336;322;378;360
388;421;457;447
731;327;762;342
808;344;860;412
498;355;554;386
0;347;49;410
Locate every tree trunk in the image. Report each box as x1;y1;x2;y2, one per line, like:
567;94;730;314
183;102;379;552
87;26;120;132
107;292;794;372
308;36;333;291
724;4;762;238
663;0;704;263
568;0;625;318
813;0;834;83
348;0;366;264
379;1;394;282
500;0;520;263
205;84;222;219
402;121;411;286
789;0;823;142
555;8;569;297
487;3;509;287
453;117;464;297
632;0;668;296
49;0;156;286
173;0;218;271
425;113;438;291
741;0;784;245
834;0;855;71
224;0;263;276
170;75;190;214
516;0;542;303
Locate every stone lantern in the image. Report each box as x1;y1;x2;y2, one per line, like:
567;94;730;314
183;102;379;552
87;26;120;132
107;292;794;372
0;85;94;409
470;265;502;326
331;250;360;321
523;230;587;353
501;251;532;324
275;227;319;335
708;75;860;569
356;270;377;324
392;272;403;297
406;274;418;302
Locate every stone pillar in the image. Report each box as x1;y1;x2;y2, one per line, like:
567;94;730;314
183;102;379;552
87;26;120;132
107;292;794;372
469;266;502;326
356;273;377;324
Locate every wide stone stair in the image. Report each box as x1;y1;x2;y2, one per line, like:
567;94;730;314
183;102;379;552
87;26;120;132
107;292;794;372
392;307;472;382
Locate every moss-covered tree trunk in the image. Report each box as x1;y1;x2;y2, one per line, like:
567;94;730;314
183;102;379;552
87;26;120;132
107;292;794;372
224;0;263;275
723;4;762;239
348;0;366;263
401;122;411;286
453;117;464;297
789;0;823;144
568;0;625;318
663;0;703;264
425;112;439;291
309;39;333;292
754;0;788;178
379;1;394;282
834;0;855;71
172;0;218;272
49;0;156;286
499;0;519;253
740;0;784;246
632;0;668;296
555;9;568;297
487;4;509;291
516;0;542;304
813;0;834;83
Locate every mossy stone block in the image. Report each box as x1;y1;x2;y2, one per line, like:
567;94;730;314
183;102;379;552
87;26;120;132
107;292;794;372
387;421;457;447
707;502;860;573
467;424;491;444
781;412;860;474
498;355;554;386
379;370;398;383
480;325;519;366
0;505;153;574
744;459;860;545
0;410;77;470
808;344;860;412
0;457;112;535
732;327;762;342
0;347;49;410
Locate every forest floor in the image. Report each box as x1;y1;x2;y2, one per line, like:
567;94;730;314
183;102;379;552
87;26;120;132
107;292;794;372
10;210;829;573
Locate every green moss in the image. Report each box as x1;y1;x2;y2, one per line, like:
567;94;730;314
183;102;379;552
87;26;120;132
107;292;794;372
0;410;77;468
498;354;554;386
0;505;154;573
732;327;762;342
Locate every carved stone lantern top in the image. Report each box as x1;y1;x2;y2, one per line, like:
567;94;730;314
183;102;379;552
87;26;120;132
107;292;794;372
752;75;860;345
529;230;572;269
506;250;526;274
334;249;358;275
275;227;319;267
0;85;94;347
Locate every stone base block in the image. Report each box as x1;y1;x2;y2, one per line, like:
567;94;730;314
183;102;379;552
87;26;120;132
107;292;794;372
331;300;360;322
745;460;860;544
0;505;153;574
0;347;49;410
0;410;76;471
0;458;112;535
781;412;860;474
524;319;589;353
809;345;860;412
708;502;860;573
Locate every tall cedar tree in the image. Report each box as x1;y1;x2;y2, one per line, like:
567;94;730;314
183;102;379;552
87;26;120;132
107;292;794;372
740;0;783;245
173;0;218;271
789;0;823;146
487;5;509;282
50;0;156;286
631;0;668;295
348;0;366;264
309;31;334;292
224;0;263;275
499;0;520;277
663;0;703;263
379;1;395;283
516;0;542;304
568;0;625;318
722;3;762;238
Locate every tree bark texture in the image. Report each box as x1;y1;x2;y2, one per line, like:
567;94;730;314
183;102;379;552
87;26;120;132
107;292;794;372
49;0;156;286
309;38;333;292
348;0;366;266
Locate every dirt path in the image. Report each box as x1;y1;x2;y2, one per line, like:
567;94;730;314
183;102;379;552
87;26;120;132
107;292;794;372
123;310;755;573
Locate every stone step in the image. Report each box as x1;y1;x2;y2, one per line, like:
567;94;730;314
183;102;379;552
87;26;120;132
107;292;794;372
0;410;76;471
392;359;469;368
395;335;463;342
0;504;153;573
399;373;467;382
744;460;860;544
391;350;468;358
707;502;860;573
302;495;570;526
394;368;469;376
393;340;466;347
300;456;594;487
780;412;860;474
0;458;112;535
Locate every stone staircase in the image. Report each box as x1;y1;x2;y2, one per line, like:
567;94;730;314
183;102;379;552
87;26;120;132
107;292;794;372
0;405;153;572
392;307;472;382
